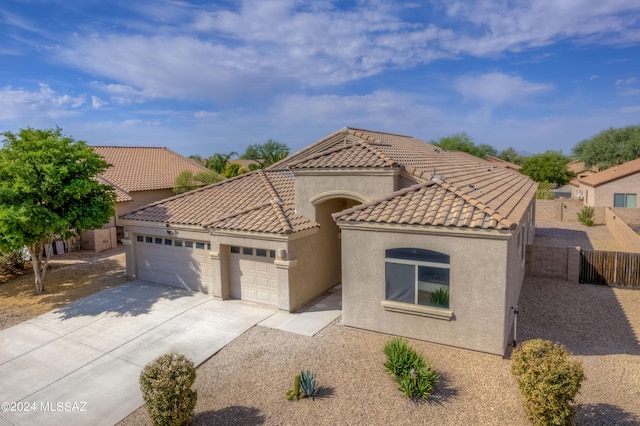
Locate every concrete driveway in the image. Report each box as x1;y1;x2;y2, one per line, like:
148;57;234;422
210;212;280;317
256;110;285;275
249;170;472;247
0;281;341;426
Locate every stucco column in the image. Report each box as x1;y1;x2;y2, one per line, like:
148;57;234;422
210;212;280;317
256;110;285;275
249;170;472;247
209;251;225;299
121;237;136;279
274;249;298;311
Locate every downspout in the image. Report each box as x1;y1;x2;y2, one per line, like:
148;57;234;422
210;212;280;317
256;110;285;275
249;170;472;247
512;305;519;347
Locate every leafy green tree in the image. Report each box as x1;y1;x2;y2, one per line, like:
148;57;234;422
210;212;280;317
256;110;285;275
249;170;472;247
520;151;574;185
240;139;290;169
498;147;525;165
173;170;222;194
224;163;245;178
431;132;496;159
205;152;237;175
188;154;205;166
0;128;115;294
572;125;640;170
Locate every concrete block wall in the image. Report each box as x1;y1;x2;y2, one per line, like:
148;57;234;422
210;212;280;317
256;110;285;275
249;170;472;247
81;227;118;253
526;244;580;282
536;199;605;224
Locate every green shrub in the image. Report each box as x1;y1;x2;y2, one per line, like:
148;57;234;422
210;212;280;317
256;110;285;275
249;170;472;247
383;337;438;400
535;181;554;200
139;353;197;426
511;339;585;426
577;206;595;226
0;249;26;275
429;288;449;307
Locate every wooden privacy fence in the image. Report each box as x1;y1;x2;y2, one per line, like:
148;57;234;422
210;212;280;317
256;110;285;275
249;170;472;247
580;249;640;288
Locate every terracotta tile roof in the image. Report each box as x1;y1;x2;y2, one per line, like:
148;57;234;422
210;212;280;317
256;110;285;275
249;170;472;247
121;170;318;234
280;127;537;229
122;127;537;234
97;176;132;203
92;146;209;193
485;155;522;171
334;181;516;230
578;157;640;187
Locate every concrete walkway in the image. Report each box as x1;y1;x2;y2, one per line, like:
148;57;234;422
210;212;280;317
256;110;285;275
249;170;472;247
0;281;341;426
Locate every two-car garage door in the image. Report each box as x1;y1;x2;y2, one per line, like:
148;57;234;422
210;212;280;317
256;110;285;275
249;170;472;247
136;237;277;305
136;235;213;293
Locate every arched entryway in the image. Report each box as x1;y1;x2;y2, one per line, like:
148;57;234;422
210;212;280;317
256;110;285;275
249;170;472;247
313;196;363;287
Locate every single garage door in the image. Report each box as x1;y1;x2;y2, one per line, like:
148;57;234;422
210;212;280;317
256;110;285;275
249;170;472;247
136;235;213;293
230;246;277;306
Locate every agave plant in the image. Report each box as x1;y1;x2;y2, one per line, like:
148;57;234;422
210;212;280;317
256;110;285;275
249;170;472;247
299;370;318;400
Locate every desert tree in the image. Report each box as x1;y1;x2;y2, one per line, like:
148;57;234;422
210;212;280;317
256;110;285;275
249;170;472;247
0;127;115;294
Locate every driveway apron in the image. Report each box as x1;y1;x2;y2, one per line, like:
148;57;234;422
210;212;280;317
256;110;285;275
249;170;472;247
0;281;276;426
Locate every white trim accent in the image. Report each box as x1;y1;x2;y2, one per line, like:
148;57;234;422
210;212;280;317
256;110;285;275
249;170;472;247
310;190;368;205
381;300;453;320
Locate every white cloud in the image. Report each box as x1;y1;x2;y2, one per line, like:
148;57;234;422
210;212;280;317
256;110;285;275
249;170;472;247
194;110;218;119
0;84;84;120
590;75;599;80
615;77;637;86
45;0;640;104
440;0;640;55
91;96;107;109
454;73;553;106
620;105;640;113
90;81;149;104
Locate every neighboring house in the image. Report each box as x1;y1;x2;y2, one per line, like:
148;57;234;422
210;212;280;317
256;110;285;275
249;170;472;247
485;155;522;172
567;160;598;179
81;147;209;252
119;128;537;355
577;157;640;208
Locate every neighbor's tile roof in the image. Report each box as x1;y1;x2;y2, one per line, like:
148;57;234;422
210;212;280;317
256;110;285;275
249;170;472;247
97;176;132;203
578;157;640;187
334;181;515;229
122;127;537;233
121;169;317;234
92;146;209;193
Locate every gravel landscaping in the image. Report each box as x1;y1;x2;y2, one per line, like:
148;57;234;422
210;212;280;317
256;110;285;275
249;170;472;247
3;222;639;425
118;273;640;426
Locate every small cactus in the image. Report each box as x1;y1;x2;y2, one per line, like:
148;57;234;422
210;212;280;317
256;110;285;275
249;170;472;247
286;373;302;400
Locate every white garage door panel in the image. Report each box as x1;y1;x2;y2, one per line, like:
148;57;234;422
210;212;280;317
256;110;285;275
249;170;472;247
136;238;212;293
230;253;277;306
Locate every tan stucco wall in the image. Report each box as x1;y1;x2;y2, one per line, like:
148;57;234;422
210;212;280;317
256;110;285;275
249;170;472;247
114;189;176;226
293;170;397;220
605;208;640;252
340;224;512;355
580;172;640;208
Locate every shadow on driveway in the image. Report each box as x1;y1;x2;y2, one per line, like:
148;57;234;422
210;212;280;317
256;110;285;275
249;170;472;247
51;281;196;320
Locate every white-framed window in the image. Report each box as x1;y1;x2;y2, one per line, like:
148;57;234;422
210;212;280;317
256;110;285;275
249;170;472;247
614;193;637;208
385;248;450;309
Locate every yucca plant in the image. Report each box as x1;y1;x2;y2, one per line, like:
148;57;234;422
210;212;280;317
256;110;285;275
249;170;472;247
383;338;439;400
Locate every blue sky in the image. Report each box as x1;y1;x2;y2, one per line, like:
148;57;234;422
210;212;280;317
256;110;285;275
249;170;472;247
1;0;639;157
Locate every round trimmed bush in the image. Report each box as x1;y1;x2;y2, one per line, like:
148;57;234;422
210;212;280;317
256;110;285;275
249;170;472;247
511;339;585;425
139;353;197;426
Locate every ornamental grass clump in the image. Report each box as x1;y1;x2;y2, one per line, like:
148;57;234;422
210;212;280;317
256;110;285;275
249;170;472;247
383;337;438;400
139;353;197;426
511;339;585;426
577;206;595;226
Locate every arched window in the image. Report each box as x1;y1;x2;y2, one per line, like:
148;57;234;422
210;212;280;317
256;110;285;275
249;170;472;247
385;248;450;309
